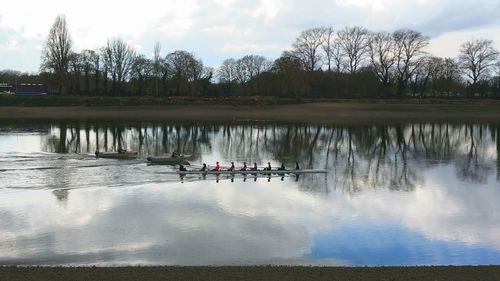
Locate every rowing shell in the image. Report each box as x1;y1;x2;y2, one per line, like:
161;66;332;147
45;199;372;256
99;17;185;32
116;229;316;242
96;151;138;159
161;169;328;175
147;155;192;165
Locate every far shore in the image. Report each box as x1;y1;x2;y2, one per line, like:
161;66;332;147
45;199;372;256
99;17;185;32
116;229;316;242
1;101;500;124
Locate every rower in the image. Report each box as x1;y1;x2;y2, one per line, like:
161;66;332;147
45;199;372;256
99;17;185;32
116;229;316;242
118;148;126;154
179;164;187;171
240;162;247;171
211;162;220;171
295;162;300;170
228;162;235;171
200;163;207;171
277;163;286;179
250;162;258;171
264;162;272;171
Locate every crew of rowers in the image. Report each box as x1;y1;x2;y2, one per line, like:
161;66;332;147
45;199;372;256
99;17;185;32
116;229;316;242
179;162;300;172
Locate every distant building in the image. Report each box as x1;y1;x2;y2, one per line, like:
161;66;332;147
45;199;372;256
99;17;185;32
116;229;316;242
0;83;12;94
15;84;48;96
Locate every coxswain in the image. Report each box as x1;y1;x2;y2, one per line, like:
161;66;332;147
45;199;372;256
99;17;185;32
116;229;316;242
240;162;247;171
179;164;187;171
200;163;207;171
295;162;300;170
228;162;235;171
211;162;220;171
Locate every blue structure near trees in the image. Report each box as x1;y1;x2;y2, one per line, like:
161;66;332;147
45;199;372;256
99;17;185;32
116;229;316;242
15;84;47;96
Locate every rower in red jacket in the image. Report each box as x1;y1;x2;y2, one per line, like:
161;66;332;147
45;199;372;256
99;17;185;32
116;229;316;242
211;162;220;171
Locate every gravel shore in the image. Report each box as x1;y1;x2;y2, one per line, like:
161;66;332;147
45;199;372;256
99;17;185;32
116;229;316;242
1;266;500;281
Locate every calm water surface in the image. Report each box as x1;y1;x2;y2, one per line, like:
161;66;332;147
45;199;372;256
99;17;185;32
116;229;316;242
1;122;500;266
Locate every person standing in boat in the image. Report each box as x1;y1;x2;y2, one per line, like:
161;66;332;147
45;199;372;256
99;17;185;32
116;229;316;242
200;163;207;171
295;162;300;170
240;162;247;171
228;162;235;171
211;162;220;171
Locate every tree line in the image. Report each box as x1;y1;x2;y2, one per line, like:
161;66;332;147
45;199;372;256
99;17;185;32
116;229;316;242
1;15;500;98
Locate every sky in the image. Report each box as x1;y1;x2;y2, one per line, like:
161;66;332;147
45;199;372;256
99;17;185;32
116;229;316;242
1;0;500;72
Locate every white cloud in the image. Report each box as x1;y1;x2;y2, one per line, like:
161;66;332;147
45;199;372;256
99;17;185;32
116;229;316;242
429;26;500;58
0;0;499;71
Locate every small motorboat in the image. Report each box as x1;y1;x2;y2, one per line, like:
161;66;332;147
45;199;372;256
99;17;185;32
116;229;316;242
95;151;138;159
147;154;191;165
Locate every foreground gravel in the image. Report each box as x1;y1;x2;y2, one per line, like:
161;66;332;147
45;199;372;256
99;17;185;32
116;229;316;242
1;266;499;281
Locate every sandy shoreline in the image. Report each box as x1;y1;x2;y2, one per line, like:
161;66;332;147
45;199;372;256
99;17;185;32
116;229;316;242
1;266;499;281
1;102;500;124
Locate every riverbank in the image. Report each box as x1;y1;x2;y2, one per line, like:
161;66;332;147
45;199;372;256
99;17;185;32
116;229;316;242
1;266;499;281
1;101;500;124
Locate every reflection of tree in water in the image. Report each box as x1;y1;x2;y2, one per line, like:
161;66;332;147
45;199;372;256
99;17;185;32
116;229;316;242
454;124;494;184
42;122;499;192
497;125;500;181
43;122;217;160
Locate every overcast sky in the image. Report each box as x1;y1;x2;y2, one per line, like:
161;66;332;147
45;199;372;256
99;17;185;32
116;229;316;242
1;0;500;72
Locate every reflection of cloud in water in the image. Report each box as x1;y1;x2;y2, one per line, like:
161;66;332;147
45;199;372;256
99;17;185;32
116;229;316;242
0;181;343;265
1;165;500;265
403;166;500;249
326;165;500;251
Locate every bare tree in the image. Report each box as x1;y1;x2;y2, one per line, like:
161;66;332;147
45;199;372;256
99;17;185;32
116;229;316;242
41;14;72;95
321;26;336;72
367;32;395;87
234;58;247;83
393;29;429;96
91;50;101;95
80;49;98;95
290;27;326;71
337;26;369;74
218;58;238;84
495;60;500;97
153;41;162;96
442;58;459;97
104;38;136;95
239;55;271;81
420;56;444;97
68;52;82;95
458;39;499;97
100;47;111;95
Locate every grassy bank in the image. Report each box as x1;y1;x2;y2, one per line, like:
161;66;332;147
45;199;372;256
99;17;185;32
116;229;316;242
1;266;499;281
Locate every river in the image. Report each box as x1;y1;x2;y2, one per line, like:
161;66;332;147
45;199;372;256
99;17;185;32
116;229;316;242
1;121;499;266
